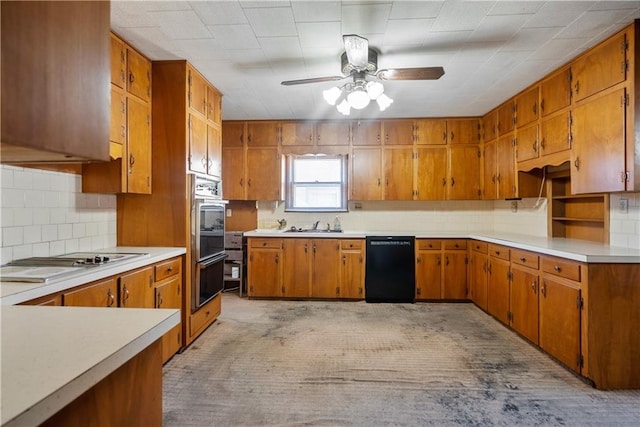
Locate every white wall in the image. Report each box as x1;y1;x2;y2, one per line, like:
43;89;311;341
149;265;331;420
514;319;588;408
610;193;640;250
0;165;117;264
492;198;547;237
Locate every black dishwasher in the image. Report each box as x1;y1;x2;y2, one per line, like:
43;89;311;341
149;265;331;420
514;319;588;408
365;236;415;303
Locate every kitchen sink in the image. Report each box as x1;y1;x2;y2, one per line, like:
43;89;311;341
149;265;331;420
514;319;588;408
285;228;343;233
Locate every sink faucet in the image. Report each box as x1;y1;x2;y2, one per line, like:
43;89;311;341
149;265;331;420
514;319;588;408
312;220;320;230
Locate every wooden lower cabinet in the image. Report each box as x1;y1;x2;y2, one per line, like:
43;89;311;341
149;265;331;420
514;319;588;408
509;263;540;345
468;241;489;310
63;278;118;307
443;242;468;299
120;267;155;308
415;239;468;300
282;238;312;298
190;293;221;338
248;238;284;297
155;274;182;363
340;240;365;299
487;246;510;324
312;239;341;298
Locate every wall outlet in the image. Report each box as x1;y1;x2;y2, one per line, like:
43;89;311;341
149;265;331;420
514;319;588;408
226;208;232;217
354;202;362;210
619;198;628;213
510;201;518;213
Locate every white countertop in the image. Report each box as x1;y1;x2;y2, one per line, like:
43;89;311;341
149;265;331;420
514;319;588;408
243;230;640;263
0;305;180;427
0;246;186;305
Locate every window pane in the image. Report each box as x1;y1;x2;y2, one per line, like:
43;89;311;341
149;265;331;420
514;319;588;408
293;158;341;182
293;184;342;208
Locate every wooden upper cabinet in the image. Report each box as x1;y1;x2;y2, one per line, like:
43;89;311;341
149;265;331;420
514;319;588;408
573;31;627;103
189;113;208;175
447;119;480;144
541;67;572;116
415;119;447;145
482;110;498;142
110;88;126;146
351;147;382;200
352;120;381;145
416;146;447;200
110;34;126;88
448;145;481;200
496;134;516;198
483;140;497;200
127;48;151;102
281;122;314;146
515;123;539;162
206;85;222;124
383;120;414;145
188;68;207;116
222;121;245;147
247;122;280;146
516;86;539;128
207;124;222;178
316;121;350;145
540;111;571;157
127;97;152;194
222;148;245;199
571;88;627;194
497;100;515;135
383;147;414;200
246;148;281;200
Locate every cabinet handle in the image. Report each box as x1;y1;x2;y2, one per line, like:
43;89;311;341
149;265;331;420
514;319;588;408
540;138;546;150
417;256;421;264
491;175;496;184
445;256;449;266
275;254;279;264
540;99;545;112
554;265;562;272
342;256;346;265
167;267;173;273
122;285;129;304
442;131;447;142
532;141;537;152
239;178;244;187
488;263;492;274
575;80;580;94
129;72;135;84
574;156;580;171
158;292;163;307
107;289;115;307
533;102;537;115
304;243;308;253
248;178;252;187
377;178;381;186
451;177;455;187
495;251;500;256
520;257;526;262
120;125;126;138
450;131;455;141
496;174;501;183
541;282;547;297
482;261;487;273
201;157;208;167
531;282;537;294
437;256;441;266
442;178;446;187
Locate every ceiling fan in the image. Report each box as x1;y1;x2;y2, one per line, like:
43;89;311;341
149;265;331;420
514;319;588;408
281;34;444;115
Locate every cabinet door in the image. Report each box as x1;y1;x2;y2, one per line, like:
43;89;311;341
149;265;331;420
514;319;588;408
282;239;311;298
482;110;498;142
383;147;414;200
246;148;281;200
516;123;539;162
415;118;447;145
127;48;151;102
340;249;364;299
281;121;314;146
316;121;350;146
247;122;280;146
206;85;222;124
351;147;382;200
448;145;481;200
222;148;245;199
415;146;447;200
127;97;151;194
497;100;515;135
207;124;222;178
110;34;126;88
510;265;539;344
312;239;340;298
443;251;467;299
482;140;497;200
539;278;581;373
110;87;126;145
573;32;627;102
540;111;571;157
248;249;282;297
222;122;245;147
487;257;510;325
155;274;182;362
447;119;480;144
189;113;208;175
120;267;155;308
352;120;381;146
496;134;516;199
383;120;414;145
571;88;627;194
188;68;207;115
416;251;441;299
515;86;539;128
63;278;117;307
540;67;571;116
470;252;488;311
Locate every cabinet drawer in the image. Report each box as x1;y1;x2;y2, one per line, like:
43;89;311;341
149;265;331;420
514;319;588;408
510;249;539;269
417;239;441;250
471;240;488;253
341;239;363;250
190;294;221;336
250;238;282;249
488;244;510;260
155;257;181;282
542;257;581;282
443;239;467;250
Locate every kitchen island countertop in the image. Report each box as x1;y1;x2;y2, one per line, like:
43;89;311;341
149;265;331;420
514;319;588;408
243;230;640;263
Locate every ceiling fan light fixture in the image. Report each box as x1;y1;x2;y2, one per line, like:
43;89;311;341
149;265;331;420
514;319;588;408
347;87;370;109
322;86;342;105
365;81;384;100
337;99;351;115
376;93;394;111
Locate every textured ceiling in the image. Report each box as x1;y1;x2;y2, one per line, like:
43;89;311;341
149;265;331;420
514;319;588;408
111;1;640;121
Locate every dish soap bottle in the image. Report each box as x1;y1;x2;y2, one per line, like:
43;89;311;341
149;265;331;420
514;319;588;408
333;216;342;231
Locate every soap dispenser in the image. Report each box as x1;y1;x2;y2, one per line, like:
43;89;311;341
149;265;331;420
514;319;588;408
333;216;342;231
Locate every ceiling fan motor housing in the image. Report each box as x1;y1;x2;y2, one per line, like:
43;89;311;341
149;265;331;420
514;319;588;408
341;49;378;74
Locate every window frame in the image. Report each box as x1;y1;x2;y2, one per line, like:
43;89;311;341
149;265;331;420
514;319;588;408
284;154;348;213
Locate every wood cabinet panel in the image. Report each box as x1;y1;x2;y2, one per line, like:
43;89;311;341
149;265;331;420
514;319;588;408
248;246;283;297
283;239;312;298
416;251;441;299
541;256;581;282
246;148;281;200
120;267;155;308
188;68;207;115
281;122;314;146
482;109;498;142
540;67;572;116
516;86;539;128
516;124;539;162
383;147;414;200
155;275;182;362
443;251;467;299
190;294;221;337
510;265;539;344
416;146;447;200
155;257;182;282
540;111;571;157
207;124;222;178
127;97;152;194
189;113;208;175
469;251;488;311
351;147;382;200
340;244;365;299
571;88;627;194
448;145;481;200
352;120;381;146
496;134;516;198
447;119;480;144
415;119;447;145
110;34;126;88
316;121;350;145
127;47;151;102
207;85;222;124
497;100;515;135
482;140;497;200
63;278;118;308
247;122;280;146
222;122;245;147
511;249;539;269
222;148;245;199
383;119;414;145
573;31;627;102
488;257;510;325
312;239;341;298
110;87;127;146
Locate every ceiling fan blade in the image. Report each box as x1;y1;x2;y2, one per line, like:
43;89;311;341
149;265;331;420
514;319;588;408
343;34;369;69
281;76;345;86
377;67;445;80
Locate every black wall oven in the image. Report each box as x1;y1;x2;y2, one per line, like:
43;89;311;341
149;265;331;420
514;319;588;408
191;175;227;311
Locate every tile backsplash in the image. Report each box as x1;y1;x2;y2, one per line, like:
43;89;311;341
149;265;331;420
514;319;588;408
0;165;116;264
610;193;640;250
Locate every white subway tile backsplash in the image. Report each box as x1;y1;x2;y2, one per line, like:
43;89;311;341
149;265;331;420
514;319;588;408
13;244;33;260
78;237;93;251
3;227;23;247
58;224;73;240
42;224;58;242
13;169;34;189
1;246;13;265
2;189;24;208
1;167;14;188
23;225;42;244
33;209;50;225
1;208;13;227
24;190;45;208
12;208;33;227
32;172;52;191
33;242;49;257
72;223;86;238
49;240;65;256
50;208;66;224
86;222;99;236
64;239;79;254
44;191;60;208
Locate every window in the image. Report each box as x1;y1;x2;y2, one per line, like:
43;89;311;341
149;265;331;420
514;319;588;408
285;154;348;212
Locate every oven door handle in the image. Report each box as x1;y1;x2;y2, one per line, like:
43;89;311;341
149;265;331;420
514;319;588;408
199;252;229;268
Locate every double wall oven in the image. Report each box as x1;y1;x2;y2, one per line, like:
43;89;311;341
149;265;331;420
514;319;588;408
191;174;227;312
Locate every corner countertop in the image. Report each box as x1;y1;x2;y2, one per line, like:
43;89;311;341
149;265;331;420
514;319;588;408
0;305;180;427
1;246;186;305
243;230;640;263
